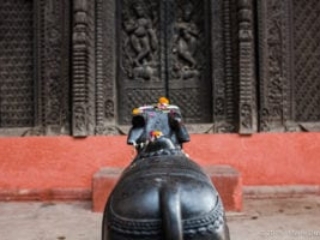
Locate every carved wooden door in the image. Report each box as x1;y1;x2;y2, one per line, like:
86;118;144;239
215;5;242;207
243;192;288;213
117;0;212;124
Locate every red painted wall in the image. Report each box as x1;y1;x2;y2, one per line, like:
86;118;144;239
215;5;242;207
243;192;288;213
0;133;319;196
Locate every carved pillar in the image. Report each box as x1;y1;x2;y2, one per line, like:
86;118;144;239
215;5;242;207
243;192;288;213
211;0;240;133
257;0;291;132
211;0;226;132
95;0;117;134
39;0;71;135
238;0;257;134
87;0;96;134
72;0;96;137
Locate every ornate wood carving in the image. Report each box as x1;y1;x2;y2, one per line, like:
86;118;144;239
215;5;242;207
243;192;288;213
211;0;225;132
238;0;257;134
95;0;245;132
257;0;291;132
117;0;164;124
168;0;212;124
4;0;320;135
87;0;96;135
121;0;160;82
211;0;239;133
96;0;117;134
72;0;88;136
40;0;70;135
117;0;214;125
72;0;96;136
170;1;201;82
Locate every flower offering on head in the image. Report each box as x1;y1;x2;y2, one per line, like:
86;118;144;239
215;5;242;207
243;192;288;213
157;96;169;109
158;96;169;104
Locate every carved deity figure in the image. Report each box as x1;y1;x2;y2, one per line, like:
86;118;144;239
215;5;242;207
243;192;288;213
173;2;199;80
123;1;158;81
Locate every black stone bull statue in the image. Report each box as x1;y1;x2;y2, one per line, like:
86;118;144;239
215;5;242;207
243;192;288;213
102;98;230;240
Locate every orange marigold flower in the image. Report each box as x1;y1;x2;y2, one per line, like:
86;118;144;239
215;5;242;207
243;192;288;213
158;96;169;105
132;108;141;115
150;130;163;138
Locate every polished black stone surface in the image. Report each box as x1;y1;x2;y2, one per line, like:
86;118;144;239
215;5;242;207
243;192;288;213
102;104;230;240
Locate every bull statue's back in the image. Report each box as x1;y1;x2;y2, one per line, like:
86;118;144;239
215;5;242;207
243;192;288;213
102;97;230;240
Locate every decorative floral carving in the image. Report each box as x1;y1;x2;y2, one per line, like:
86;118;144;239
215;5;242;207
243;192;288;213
73;104;87;136
104;99;115;119
240;103;252;129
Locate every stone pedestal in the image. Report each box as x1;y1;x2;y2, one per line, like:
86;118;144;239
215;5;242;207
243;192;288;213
204;165;243;212
92;165;242;212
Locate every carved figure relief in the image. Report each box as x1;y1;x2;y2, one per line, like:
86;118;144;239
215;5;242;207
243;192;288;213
73;104;87;136
118;0;212;125
172;2;199;80
121;0;159;81
240;103;252;129
168;0;213;124
104;99;115;120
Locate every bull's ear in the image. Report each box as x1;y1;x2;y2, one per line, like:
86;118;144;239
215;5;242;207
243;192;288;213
168;111;182;129
127;115;146;145
168;110;190;144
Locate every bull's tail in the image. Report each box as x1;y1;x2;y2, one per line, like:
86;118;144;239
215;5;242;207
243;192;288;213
160;183;183;240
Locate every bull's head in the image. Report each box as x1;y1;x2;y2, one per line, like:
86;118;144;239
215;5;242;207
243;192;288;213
127;97;190;153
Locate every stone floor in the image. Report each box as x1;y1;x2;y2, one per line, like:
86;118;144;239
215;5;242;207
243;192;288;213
0;195;320;240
